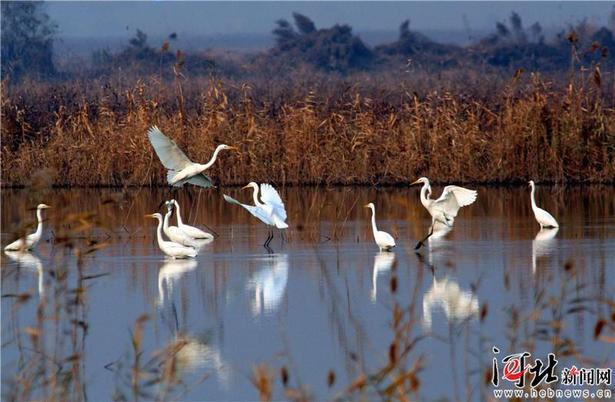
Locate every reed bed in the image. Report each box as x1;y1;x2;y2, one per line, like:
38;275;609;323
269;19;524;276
1;68;614;187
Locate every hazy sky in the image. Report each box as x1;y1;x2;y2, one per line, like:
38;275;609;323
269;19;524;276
46;1;614;38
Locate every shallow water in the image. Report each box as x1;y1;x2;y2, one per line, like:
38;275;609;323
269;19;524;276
1;185;614;401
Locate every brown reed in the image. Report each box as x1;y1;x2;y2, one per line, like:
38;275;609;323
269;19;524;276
1;68;614;187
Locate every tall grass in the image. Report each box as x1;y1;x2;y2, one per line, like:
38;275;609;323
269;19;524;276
2;68;614;187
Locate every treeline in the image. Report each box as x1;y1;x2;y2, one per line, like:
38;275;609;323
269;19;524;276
2;2;615;80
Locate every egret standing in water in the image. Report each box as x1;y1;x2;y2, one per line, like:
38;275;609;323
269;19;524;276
411;177;477;249
145;213;197;258
4;204;51;251
147;126;237;188
528;180;559;229
163;202;199;247
364;203;396;251
223;182;288;250
169;199;214;239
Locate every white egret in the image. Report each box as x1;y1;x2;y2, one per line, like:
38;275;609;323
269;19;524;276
4;204;51;251
147;126;237;188
163;203;199;248
423;276;479;330
249;254;289;316
223;182;288;249
364;203;396;251
145;213;197;258
169;199;214;239
411;177;477;249
371;252;395;301
528;180;559;229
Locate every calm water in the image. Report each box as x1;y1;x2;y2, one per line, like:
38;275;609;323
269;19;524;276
1;186;614;401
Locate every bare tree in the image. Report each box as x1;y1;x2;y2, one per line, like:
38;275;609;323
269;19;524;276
1;1;57;80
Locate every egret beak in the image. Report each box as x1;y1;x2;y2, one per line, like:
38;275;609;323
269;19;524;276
410;179;421;186
242;184;251;190
364;204;370;208
41;205;51;209
145;214;155;218
228;146;239;152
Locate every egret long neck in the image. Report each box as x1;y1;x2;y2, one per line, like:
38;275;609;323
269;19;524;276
370;207;378;235
163;210;172;231
34;208;44;238
530;185;537;210
174;203;184;226
155;218;165;248
251;186;262;207
420;183;431;208
202;146;224;170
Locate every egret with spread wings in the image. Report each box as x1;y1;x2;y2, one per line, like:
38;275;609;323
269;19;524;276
411;177;477;249
147;126;237;188
223;182;288;250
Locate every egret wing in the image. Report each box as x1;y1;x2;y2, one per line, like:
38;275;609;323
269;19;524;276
435;186;477;217
223;195;271;225
185;174;213;189
147;126;193;171
259;183;287;221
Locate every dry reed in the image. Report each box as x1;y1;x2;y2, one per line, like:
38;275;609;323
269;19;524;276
1;68;614;187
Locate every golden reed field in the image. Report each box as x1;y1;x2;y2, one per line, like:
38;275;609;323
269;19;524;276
2;69;614;187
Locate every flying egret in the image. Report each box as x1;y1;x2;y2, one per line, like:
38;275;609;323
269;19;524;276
145;213;197;258
364;203;396;251
411;177;477;249
163;202;199;248
4;204;51;251
528;180;559;229
147;126;237;188
223;182;288;249
168;199;214;239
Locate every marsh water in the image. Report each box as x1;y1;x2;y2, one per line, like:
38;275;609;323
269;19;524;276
1;186;614;401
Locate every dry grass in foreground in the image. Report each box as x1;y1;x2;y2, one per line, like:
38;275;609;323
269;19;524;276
2;69;614;187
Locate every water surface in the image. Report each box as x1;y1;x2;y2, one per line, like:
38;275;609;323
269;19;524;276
2;186;614;400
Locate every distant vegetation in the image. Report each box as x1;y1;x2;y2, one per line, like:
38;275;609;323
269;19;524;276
2;5;615;78
1;6;614;186
1;1;57;80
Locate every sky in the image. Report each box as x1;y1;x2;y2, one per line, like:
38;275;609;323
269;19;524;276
46;1;614;39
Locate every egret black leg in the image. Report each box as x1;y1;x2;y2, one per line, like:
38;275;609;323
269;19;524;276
263;230;274;249
415;224;435;250
280;230;286;245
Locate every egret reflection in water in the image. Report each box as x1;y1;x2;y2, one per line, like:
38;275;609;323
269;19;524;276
248;253;288;316
156;257;231;387
371;252;395;301
532;227;559;274
427;222;454;268
4;251;45;297
157;258;198;306
423;275;479;330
